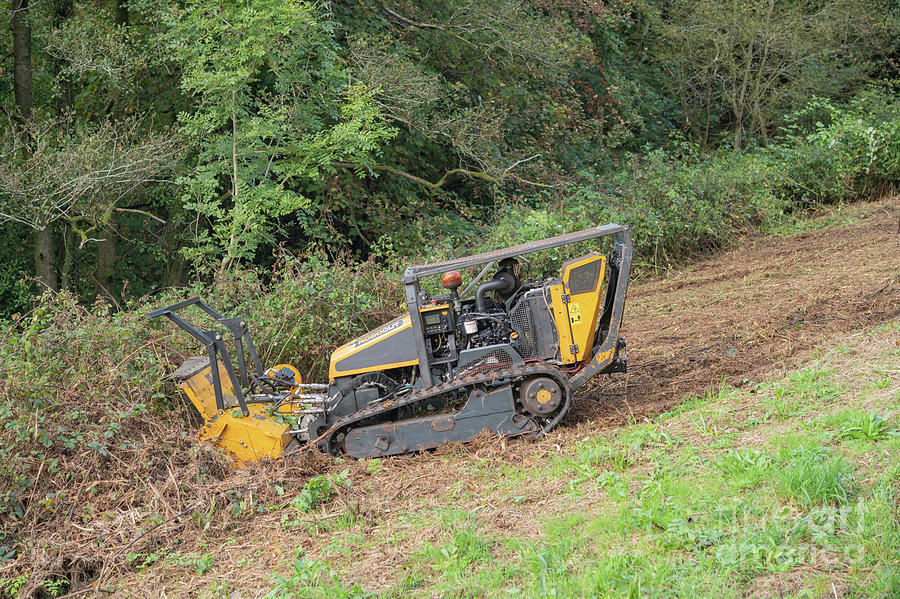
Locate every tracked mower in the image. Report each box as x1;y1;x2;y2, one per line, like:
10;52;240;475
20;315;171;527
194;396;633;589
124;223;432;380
150;224;633;463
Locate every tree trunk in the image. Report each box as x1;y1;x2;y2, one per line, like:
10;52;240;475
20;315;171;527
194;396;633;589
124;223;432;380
60;225;75;291
95;219;117;298
164;246;186;288
702;79;713;150
12;0;59;290
35;227;58;291
89;0;128;295
11;0;33;128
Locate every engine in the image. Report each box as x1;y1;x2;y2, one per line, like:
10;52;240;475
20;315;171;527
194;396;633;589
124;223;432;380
418;262;561;379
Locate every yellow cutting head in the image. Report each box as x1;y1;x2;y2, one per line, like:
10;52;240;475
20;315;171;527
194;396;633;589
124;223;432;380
173;357;291;467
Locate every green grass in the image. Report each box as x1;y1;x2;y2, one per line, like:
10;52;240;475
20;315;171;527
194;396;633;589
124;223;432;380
657;381;737;421
414;509;491;580
836;411;898;442
764;366;839;420
773;449;856;507
715;448;774;489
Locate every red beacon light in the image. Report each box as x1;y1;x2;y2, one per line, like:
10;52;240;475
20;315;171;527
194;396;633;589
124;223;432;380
441;270;462;289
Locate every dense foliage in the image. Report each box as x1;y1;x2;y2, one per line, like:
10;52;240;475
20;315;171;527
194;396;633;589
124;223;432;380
1;0;898;310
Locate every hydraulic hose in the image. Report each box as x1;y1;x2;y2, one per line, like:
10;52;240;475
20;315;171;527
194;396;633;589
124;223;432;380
475;272;516;311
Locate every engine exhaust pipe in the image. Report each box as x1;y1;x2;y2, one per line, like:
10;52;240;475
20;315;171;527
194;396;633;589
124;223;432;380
475;272;516;311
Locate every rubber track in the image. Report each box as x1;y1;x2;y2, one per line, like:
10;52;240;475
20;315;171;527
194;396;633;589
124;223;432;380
317;363;571;456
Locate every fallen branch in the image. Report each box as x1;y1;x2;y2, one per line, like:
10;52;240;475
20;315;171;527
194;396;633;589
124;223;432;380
775;316;849;332
328;474;357;517
112;503;200;559
333;156;551;191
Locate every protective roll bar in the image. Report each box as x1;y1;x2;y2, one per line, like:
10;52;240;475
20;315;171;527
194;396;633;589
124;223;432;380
401;224;632;388
148;297;264;416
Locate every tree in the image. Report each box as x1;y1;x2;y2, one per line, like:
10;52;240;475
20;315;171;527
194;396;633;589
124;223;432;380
0;117;181;283
342;1;587;187
661;0;890;150
164;0;396;273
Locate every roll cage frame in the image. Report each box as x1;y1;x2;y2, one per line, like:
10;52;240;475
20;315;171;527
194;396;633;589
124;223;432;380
401;224;634;389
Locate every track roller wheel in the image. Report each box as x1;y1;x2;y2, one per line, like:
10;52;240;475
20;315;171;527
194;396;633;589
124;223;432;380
519;376;564;416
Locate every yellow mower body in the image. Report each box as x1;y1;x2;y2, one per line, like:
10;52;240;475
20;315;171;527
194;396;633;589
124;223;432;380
173;357;292;466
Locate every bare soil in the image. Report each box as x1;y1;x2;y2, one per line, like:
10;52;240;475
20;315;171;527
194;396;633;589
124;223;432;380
569;198;899;430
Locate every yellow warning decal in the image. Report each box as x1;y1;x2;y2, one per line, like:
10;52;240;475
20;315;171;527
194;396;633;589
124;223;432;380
569;302;582;325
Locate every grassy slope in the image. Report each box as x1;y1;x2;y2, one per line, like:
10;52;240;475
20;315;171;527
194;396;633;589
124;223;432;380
255;320;899;599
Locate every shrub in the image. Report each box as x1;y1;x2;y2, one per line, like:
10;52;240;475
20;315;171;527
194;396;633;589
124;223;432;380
484;146;786;270
235;252;402;379
479;87;900;272
776;86;900;204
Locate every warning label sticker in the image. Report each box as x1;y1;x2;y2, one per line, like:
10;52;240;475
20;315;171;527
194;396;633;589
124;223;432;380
569;302;582;325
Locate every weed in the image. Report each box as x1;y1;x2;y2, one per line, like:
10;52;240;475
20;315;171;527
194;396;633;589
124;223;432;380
659;382;735;422
167;551;214;575
417;510;490;578
564;461;623;496
564;439;634;474
521;546;570;596
713;522;807;576
280;470;351;529
208;579;231;597
665;517;728;550
871;320;898;334
692;409;728;442
266;550;370;599
780;367;840;402
874;377;892;390
774;449;855;506
715;448;773;488
621;423;676;450
0;575;27;598
127;550;163;569
837;412;897;441
833;342;854;356
629;476;698;533
765;367;839;420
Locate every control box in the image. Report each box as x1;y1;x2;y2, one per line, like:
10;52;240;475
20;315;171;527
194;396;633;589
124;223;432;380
420;304;452;335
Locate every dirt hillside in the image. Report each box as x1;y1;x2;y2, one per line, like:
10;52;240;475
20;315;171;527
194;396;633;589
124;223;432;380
20;199;899;598
571;199;899;429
